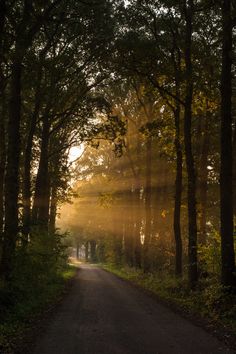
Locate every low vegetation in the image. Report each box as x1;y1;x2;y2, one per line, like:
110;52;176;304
0;231;76;354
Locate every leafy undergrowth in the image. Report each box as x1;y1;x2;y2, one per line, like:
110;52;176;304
102;264;236;339
0;264;77;354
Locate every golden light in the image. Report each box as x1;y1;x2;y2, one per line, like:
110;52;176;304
68;145;84;163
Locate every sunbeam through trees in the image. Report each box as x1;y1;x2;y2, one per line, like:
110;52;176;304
0;0;236;353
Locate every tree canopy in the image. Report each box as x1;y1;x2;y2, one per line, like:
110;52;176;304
0;0;235;304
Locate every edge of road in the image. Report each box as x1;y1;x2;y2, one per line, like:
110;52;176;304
14;261;236;353
98;263;236;352
16;264;80;354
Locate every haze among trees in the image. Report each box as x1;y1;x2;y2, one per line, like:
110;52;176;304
60;0;235;291
0;0;236;347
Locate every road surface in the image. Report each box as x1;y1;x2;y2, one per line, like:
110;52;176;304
33;264;235;354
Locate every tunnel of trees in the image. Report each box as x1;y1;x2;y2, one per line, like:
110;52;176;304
0;0;235;312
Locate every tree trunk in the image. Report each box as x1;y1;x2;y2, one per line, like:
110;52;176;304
90;240;97;262
183;0;198;287
135;120;142;269
126;129;142;268
85;241;89;262
143;137;152;272
22;70;42;240
0;0;6;89
0;57;22;279
134;185;142;268
76;244;80;259
0;96;6;239
49;185;57;233
173;105;183;277
114;232;123;265
233;124;236;219
198;109;210;245
32;114;50;231
123;190;134;266
220;0;235;288
0;0;6;259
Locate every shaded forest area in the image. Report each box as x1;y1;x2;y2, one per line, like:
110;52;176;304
0;0;236;350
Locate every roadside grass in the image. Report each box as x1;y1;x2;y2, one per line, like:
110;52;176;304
101;263;236;336
0;264;77;354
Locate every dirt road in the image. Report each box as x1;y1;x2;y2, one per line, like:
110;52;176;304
33;264;235;354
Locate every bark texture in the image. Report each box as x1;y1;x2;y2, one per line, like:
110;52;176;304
1;57;22;279
173;105;183;277
183;0;198;287
220;0;235;288
143;137;152;272
22;69;42;239
32;114;50;230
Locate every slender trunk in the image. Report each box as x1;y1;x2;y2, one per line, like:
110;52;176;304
130;188;136;267
220;0;235;288
90;240;97;262
134;132;142;268
126;129;142;268
124;190;134;266
113;193;123;265
143;137;152;272
183;0;198;287
114;189;125;265
233;124;236;219
198;109;210;245
171;41;183;277
0;0;6;257
134;184;142;268
114;232;123;265
0;0;6;89
22;70;42;239
32;114;50;231
0;57;22;279
49;185;57;233
85;241;89;261
0;96;6;238
127;190;135;267
173;105;183;277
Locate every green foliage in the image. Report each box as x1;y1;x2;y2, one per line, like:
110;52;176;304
201;281;236;321
198;230;221;276
0;231;75;354
10;230;67;295
96;242;107;263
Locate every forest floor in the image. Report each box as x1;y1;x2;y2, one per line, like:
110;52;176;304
30;263;235;354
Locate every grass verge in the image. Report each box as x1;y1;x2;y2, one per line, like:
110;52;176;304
0;264;77;354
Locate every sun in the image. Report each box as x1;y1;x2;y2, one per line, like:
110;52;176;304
68;145;84;163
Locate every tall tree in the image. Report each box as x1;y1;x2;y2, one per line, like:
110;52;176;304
182;0;198;287
0;0;6;238
220;0;235;288
0;0;64;279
